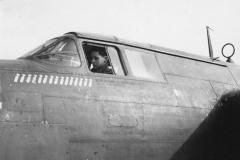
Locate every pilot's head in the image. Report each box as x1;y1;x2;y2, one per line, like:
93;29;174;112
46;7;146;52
91;48;108;69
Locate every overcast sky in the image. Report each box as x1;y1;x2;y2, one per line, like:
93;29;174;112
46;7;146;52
1;0;240;64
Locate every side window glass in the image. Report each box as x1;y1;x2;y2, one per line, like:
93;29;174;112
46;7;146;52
106;46;125;76
82;43;125;75
125;49;164;80
34;38;80;67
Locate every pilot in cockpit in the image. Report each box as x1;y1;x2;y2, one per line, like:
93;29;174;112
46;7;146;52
90;47;113;74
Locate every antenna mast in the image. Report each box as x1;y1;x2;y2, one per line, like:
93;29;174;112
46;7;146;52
206;26;214;58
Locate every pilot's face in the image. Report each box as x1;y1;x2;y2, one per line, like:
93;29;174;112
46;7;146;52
91;51;107;69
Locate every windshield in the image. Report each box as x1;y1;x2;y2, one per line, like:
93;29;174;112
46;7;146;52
20;39;58;58
20;37;81;67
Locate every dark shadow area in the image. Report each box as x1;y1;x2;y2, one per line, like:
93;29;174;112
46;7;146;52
171;89;240;160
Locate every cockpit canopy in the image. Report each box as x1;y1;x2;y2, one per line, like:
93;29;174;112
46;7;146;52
20;37;81;67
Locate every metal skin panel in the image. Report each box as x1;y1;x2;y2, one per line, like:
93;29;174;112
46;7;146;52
76;32;117;41
3;72;141;103
143;105;209;142
0;60;51;72
70;142;142;160
226;63;240;86
108;114;137;127
210;81;240;97
142;143;182;160
0;91;43;123
150;44;215;63
44;97;144;142
96;77;142;103
140;82;177;106
3;72;99;100
166;75;217;109
101;101;143;141
69;142;182;160
0;123;69;160
44;97;144;159
156;54;236;85
44;97;105;141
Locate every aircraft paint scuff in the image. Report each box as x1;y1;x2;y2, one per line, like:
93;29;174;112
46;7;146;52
174;89;181;97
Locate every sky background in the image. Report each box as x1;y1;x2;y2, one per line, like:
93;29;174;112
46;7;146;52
1;0;240;64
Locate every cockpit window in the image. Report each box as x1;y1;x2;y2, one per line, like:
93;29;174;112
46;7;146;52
33;38;80;67
106;46;125;76
82;43;125;76
125;49;164;81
